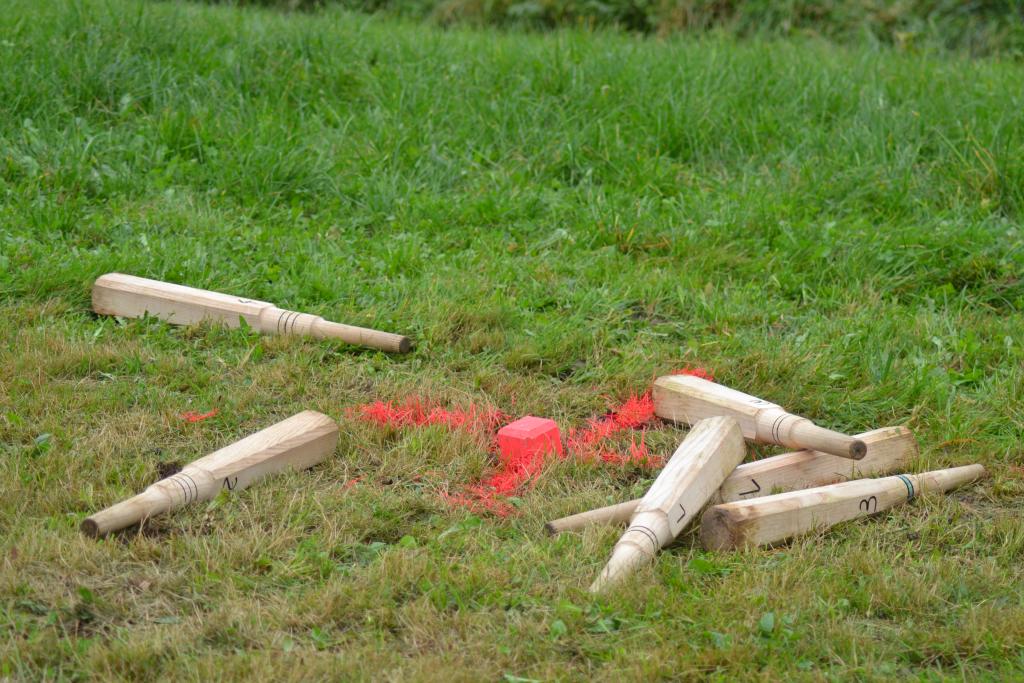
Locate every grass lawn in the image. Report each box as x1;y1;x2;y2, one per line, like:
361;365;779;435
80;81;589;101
2;0;1023;679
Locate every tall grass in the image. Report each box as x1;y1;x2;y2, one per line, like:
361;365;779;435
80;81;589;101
218;0;1024;56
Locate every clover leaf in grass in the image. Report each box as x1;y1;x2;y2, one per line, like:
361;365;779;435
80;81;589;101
549;619;568;638
758;612;775;636
29;433;52;456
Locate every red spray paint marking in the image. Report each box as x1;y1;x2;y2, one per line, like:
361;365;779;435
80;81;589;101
674;366;715;381
567;392;661;467
563;364;717;467
568;365;712;466
447;418;565;515
351;399;506;433
355;399;551;517
442;467;542;517
352;367;715;516
445;394;664;516
180;409;219;423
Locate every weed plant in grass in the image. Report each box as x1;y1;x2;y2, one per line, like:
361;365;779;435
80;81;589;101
1;0;1023;679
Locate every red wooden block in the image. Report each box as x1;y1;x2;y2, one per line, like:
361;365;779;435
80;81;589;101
497;416;564;463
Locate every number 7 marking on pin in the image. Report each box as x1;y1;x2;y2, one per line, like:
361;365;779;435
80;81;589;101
676;503;686;524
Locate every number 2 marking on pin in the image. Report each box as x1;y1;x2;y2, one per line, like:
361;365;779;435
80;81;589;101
224;477;238;490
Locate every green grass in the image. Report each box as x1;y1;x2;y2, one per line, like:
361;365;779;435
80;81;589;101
2;0;1024;679
220;0;1024;58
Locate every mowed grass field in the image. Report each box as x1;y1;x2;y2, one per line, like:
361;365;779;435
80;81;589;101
2;0;1024;679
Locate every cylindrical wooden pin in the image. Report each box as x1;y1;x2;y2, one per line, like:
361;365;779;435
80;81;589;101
92;273;412;353
700;464;986;551
82;411;339;538
545;426;917;535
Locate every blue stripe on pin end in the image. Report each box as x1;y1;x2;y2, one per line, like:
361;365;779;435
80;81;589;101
896;474;915;501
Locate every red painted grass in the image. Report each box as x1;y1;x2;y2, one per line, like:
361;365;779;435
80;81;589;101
180;409;219;423
352;399;506;432
567;392;661;467
353;367;714;516
445;393;664;517
674;366;714;381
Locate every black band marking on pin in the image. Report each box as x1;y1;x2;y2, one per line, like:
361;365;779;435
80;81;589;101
179;472;199;501
277;310;298;334
771;413;791;443
170;475;191;504
627;524;660;555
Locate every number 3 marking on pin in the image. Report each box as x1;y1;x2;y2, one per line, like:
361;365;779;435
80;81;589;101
859;496;877;513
